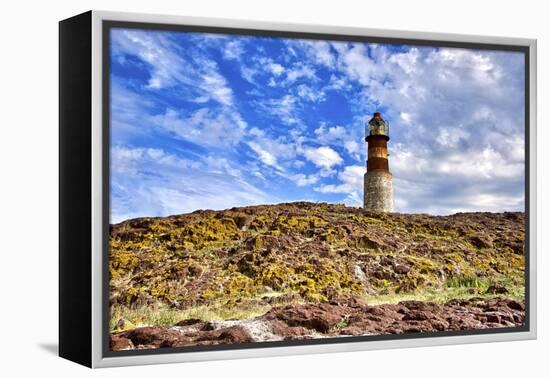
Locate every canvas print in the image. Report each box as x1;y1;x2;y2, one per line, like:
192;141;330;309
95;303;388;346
107;26;526;352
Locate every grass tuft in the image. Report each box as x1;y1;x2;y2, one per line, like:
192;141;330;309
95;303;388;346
110;302;271;331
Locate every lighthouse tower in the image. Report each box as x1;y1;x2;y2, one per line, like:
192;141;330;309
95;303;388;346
364;112;394;212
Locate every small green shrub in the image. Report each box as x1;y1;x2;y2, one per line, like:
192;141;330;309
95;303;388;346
446;275;483;288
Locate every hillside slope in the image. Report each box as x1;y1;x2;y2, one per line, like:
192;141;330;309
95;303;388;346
109;202;525;347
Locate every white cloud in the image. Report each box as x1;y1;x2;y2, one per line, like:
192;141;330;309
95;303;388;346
199;63;234;106
343;140;361;159
267;62;285;76
436;127;470;148
335;43;378;86
112;30;182;89
247;141;281;169
296;84;326;102
111;146;202;175
302;146;344;169
284;63;318;83
293;160;306;169
389;47;420;75
151;107;247;147
314;123;364;161
110;80;155;142
435;147;524;179
257;94;301;125
291;40;336;69
237;55;286;86
243;127;300;177
222;40;244;60
293;173;319;187
466;192;524;211
400;112;412;124
314;124;347;143
276;172;319;187
240;65;260;84
314;165;364;206
204;155;242;177
308;41;336;68
325;74;352;91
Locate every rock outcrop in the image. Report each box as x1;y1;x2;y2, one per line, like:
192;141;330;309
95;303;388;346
111;297;525;350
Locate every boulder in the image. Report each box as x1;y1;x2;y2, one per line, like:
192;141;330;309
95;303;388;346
470;235;493;249
110;336;134;351
262;303;350;333
394;264;410;275
485;285;509;294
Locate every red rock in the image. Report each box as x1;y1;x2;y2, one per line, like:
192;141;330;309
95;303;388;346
175;318;203;326
262;304;349;333
118;326;183;348
485;285;509;294
110;336;134;351
485;313;501;323
506;300;525;311
402;310;430;321
207;325;255;344
269;319;313;339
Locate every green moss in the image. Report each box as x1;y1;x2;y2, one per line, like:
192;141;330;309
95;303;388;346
180;216;240;248
258;264;293;290
110;251;140;279
271;215;328;233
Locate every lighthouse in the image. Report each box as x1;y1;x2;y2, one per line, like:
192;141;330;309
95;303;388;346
363;112;394;212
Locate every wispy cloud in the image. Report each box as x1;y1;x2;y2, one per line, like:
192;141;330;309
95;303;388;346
255;94;302;125
247;141;283;170
151;107;247;147
112;29;234;106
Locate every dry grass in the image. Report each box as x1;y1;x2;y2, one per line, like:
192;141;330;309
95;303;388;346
363;285;524;306
110;301;271;331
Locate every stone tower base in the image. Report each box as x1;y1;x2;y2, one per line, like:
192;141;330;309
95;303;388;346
364;171;394;212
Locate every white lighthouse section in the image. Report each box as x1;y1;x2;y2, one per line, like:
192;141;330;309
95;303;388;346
364;171;394;212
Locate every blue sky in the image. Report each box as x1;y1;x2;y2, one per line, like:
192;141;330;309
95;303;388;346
109;27;526;223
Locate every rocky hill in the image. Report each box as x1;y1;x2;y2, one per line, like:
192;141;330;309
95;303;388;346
109;202;525;350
